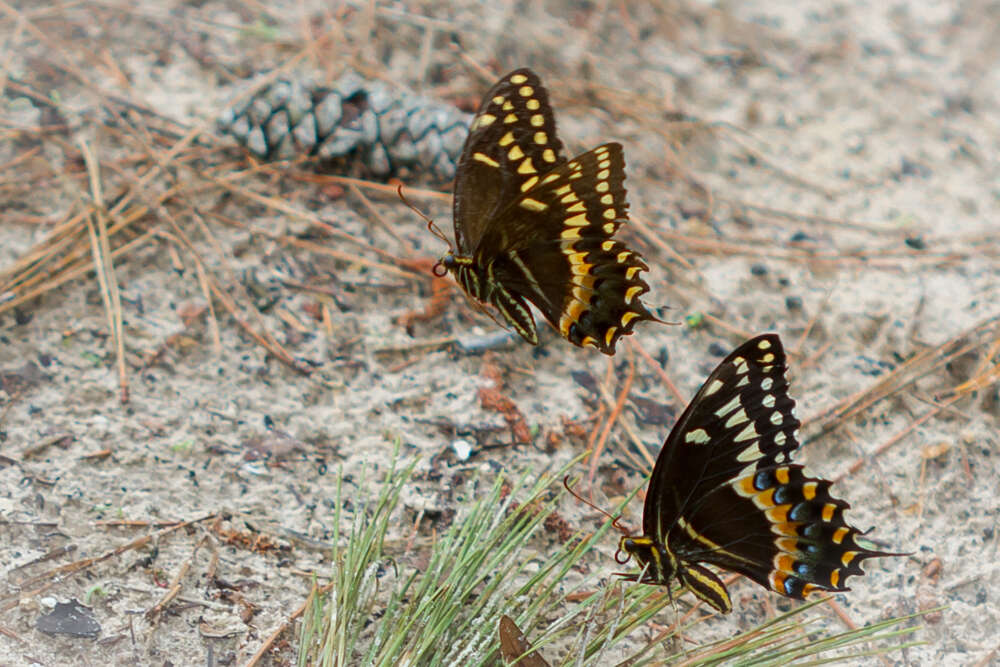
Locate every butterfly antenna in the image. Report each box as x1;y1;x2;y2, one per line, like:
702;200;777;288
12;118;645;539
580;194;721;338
562;475;630;536
397;184;451;250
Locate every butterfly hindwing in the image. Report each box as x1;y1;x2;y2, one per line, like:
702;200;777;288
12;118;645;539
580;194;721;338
621;334;900;612
482;143;655;353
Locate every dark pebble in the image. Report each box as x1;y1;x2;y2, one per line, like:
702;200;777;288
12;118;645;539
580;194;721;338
708;341;728;356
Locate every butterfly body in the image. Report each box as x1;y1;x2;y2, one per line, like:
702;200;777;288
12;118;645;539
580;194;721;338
620;334;899;613
444;68;658;354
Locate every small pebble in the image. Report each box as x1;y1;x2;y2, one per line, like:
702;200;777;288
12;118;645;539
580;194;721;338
36;600;101;639
455;330;517;354
708;341;728;357
451;439;472;461
571;369;598;394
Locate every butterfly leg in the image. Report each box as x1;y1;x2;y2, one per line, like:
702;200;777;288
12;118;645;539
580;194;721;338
490;284;538;345
678;563;733;613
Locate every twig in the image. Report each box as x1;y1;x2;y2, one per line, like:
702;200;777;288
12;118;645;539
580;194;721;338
245;581;334;667
78;138;129;403
2;514;216;612
807;313;1000;437
631;338;685;406
589;349;639;489
833;394;962;483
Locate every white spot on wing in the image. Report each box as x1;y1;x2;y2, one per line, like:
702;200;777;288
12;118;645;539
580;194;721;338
684;428;711;445
734;423;758;443
725;408;750;428
704;379;724;396
715;395;741;418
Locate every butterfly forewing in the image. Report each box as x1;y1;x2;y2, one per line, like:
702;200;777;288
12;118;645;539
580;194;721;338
452;68;565;253
644;334;799;538
623;334;900;611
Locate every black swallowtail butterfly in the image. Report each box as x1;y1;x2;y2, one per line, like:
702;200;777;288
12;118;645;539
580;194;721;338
617;334;900;612
437;68;659;355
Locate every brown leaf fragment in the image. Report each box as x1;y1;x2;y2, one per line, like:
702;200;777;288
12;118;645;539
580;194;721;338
498;615;551;667
478;361;532;444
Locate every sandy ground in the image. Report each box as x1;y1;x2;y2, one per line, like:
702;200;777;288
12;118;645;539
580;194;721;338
1;1;999;665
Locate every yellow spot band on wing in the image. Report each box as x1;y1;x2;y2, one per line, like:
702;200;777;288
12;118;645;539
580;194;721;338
560;191;579;203
473;153;499;167
517;158;537;174
604;327;618;348
620;311;641;327
519;198;548;212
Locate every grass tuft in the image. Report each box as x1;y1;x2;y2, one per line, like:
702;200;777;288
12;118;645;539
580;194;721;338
298;449;931;666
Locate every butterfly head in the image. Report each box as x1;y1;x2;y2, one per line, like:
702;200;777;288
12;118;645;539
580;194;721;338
617;535;678;584
433;253;454;277
435;252;475;277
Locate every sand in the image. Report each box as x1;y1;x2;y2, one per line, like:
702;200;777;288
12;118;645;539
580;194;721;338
1;1;998;665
